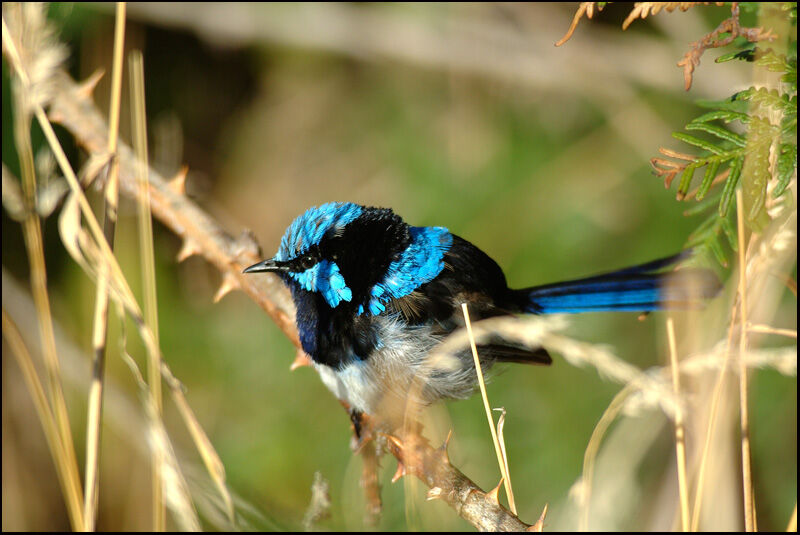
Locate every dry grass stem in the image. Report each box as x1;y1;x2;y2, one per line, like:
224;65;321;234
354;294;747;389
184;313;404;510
461;303;517;515
83;3;126;531
1;309;83;529
577;383;636;531
129;47;168;531
666;317;690;531
494;407;515;515
747;323;796;338
6;11;236;529
118;344;201;532
4;9;84;529
736;188;756;531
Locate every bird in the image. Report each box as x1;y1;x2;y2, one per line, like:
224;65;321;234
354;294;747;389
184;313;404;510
243;202;721;431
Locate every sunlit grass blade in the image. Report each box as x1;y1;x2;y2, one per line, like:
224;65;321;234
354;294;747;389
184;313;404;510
84;3;126;530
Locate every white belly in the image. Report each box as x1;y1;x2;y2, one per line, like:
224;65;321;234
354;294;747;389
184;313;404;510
312;314;480;425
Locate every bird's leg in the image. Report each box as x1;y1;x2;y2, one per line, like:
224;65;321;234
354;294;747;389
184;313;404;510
350;408;365;440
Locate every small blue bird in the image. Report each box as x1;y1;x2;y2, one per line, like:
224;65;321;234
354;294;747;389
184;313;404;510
244;202;720;430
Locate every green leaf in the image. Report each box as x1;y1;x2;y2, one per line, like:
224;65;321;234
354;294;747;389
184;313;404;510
755;50;791;72
716;47;756;63
695;97;750;113
686;122;747;147
720;215;738;252
689;110;750;125
719;156;744;217
696;159;721;201
672;132;724;154
678;163;699;197
774;143;797;197
746;87;793;115
684;193;723;216
708;237;729;267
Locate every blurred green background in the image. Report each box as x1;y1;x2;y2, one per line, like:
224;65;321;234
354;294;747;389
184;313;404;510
2;3;795;531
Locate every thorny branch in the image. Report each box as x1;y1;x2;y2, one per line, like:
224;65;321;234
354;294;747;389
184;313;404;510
46;69;537;531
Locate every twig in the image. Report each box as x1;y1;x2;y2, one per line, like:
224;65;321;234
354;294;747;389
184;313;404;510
386;432;530;531
358;436;383;527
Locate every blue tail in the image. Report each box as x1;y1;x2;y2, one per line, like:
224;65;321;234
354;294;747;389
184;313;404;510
521;251;721;314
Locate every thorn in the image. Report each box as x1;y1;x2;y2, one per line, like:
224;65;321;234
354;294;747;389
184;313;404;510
638;312;651;321
290;350;312;371
235;229;262;259
176;239;201;262
385;434;404;453
391;461;406;483
79;153;113;189
76;69;105;100
437;429;453;464
426;486;443;501
213;272;240;303
527;503;548;532
47;107;65;124
485;477;504;505
167;165;189;196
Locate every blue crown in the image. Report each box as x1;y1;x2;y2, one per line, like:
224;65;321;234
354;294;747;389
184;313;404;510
276;202;363;261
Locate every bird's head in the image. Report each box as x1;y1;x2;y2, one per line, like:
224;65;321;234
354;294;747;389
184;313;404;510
243;202;453;315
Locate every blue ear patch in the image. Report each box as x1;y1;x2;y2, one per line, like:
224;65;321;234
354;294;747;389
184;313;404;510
276;202;363;261
361;226;452;315
290;260;353;308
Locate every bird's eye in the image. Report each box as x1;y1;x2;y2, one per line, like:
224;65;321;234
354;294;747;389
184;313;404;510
298;254;316;270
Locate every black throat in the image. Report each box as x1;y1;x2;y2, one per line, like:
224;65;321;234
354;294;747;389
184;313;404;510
289;207;411;369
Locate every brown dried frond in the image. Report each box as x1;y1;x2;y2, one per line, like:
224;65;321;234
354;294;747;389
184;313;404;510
555;2;607;47
557;2;723;46
650;148;733;199
678;3;777;90
2;2;68;110
651;155;689;189
622;3;722;30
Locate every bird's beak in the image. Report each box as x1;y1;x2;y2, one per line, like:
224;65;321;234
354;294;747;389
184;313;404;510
242;258;290;274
